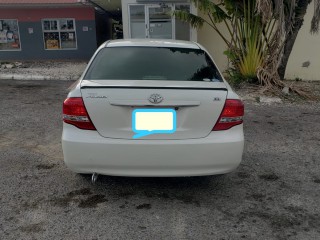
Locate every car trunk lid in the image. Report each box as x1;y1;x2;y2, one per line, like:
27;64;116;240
81;80;228;140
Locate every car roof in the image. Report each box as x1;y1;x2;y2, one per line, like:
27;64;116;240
105;39;201;49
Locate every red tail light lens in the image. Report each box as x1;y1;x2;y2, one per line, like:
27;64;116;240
213;99;244;131
63;97;96;130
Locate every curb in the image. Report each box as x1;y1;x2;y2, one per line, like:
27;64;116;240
0;74;79;81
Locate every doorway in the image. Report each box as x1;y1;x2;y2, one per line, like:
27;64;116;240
128;3;190;40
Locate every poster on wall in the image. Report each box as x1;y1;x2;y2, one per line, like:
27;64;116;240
46;39;59;49
0;19;21;50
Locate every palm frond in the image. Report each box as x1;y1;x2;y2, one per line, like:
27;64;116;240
210;4;230;23
173;10;205;28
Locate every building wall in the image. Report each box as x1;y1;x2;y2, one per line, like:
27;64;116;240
197;1;320;81
0;7;97;60
285;1;320;80
197;12;229;75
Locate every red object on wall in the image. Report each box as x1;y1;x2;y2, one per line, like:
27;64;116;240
0;0;80;3
0;7;95;22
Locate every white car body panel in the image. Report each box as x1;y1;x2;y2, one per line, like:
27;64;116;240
62;39;244;177
62;123;244;177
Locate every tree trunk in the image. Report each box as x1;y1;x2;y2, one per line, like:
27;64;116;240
278;0;312;80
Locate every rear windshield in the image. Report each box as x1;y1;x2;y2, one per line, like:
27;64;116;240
84;47;223;82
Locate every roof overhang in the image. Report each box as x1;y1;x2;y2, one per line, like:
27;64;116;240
0;0;91;8
89;0;121;20
0;0;122;20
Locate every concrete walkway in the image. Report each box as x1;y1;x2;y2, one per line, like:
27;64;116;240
0;61;87;80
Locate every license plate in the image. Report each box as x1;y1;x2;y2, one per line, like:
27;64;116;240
132;109;176;138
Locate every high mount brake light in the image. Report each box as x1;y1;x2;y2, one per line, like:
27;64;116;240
63;97;96;130
213;99;244;131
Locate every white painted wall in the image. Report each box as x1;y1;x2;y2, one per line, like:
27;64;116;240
197;12;229;75
285;1;320;80
121;0;134;39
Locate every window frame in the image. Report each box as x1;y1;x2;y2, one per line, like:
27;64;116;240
0;19;21;51
41;18;77;51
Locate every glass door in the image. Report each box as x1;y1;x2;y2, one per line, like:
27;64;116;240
129;5;146;38
129;4;191;40
147;5;173;39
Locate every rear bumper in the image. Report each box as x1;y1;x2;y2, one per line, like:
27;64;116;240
62;123;244;177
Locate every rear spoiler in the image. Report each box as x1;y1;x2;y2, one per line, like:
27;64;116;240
81;86;227;91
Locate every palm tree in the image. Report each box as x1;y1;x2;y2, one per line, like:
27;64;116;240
175;0;320;96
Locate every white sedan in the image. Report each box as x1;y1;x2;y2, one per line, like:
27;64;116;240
62;39;244;178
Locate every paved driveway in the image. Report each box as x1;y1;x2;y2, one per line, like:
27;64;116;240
0;80;319;240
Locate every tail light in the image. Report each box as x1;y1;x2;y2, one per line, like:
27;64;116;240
63;97;96;130
213;99;244;131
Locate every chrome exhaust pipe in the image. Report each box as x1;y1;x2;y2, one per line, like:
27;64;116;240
91;172;98;184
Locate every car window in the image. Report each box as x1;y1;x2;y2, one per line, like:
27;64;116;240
85;47;223;82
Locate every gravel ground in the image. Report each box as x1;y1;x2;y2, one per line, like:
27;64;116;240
0;80;320;240
0;61;87;80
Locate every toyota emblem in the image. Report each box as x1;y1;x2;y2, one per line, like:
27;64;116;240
148;94;163;104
